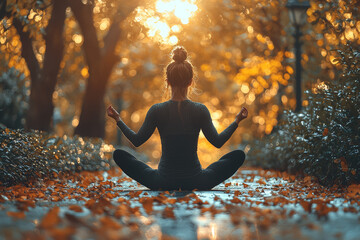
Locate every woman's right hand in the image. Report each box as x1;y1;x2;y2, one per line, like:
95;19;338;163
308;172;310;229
107;105;121;122
235;107;248;124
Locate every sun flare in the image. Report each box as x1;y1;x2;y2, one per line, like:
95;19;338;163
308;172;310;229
156;0;198;24
135;0;198;45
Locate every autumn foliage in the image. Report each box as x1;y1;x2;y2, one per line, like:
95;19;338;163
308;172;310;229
246;0;360;186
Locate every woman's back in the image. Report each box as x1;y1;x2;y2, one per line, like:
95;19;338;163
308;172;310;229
155;99;204;178
143;99;239;178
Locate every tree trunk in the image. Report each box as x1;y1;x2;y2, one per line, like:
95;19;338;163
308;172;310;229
14;0;67;132
74;73;108;138
71;0;138;138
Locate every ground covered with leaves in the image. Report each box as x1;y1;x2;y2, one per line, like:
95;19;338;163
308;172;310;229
1;167;359;240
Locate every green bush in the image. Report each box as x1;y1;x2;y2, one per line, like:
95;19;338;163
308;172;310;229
247;45;360;186
0;127;115;186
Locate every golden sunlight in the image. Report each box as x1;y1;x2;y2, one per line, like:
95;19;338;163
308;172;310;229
156;0;198;24
135;0;198;44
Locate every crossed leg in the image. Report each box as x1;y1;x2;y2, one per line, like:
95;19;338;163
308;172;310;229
113;149;164;190
113;149;245;190
196;150;245;190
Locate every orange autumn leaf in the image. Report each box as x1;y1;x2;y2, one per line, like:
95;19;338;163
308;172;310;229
200;205;221;216
117;197;126;203
257;178;266;185
69;205;83;213
49;227;76;240
230;197;243;204
347;184;360;198
140;197;154;214
52;196;60;202
100;216;122;230
7;211;25;219
306;192;315;199
193;198;204;205
343;207;357;213
289;175;296;182
340;157;348;172
85;199;96;209
258;217;272;230
333;158;341;164
224;182;231;187
16;199;35;211
129;191;143;198
300;200;312;213
315;202;337;217
162;207;175;219
40;207;60;229
105;192;118;199
322;128;328;136
114;204;131;218
88;198;113;215
303;176;312;183
165;198;177;204
234;190;241;196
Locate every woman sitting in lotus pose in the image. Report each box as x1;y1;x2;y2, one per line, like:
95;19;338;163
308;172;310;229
107;46;248;190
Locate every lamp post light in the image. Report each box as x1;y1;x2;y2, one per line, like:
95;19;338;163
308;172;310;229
286;0;310;112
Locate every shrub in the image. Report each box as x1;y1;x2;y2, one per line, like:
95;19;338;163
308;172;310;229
246;44;360;186
0;127;115;186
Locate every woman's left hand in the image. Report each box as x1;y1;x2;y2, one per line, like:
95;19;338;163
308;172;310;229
235;107;248;124
107;105;120;122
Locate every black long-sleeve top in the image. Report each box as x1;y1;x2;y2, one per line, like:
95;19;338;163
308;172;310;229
116;99;238;178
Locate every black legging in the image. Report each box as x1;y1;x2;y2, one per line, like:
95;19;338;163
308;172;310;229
113;149;245;190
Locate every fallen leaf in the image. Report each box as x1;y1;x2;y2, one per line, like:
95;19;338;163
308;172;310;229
347;184;360;198
257;178;266;185
49;227;76;240
322;128;328;136
162;207;175;219
340;157;348;172
69;205;83;213
300;200;312;213
40;207;60;229
140;197;154;214
100;216;122;230
7;211;25;219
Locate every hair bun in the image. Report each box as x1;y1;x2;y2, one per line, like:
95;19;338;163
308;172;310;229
172;46;187;63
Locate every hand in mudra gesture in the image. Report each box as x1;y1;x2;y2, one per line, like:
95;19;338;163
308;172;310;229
235;107;248;124
107;106;120;122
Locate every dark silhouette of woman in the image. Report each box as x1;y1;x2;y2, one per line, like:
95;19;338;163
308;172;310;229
107;46;248;190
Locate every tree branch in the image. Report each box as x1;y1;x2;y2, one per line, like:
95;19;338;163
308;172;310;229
100;0;141;82
102;1;140;61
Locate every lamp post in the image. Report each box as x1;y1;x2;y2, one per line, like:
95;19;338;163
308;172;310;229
286;0;310;112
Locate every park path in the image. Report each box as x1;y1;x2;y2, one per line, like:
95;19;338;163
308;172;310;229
0;167;359;240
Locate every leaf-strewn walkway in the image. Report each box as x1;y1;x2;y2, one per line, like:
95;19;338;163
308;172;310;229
1;167;359;239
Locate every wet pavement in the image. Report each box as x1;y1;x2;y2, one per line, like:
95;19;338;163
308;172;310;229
1;167;359;239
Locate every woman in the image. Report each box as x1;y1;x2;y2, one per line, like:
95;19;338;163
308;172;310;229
107;46;248;190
